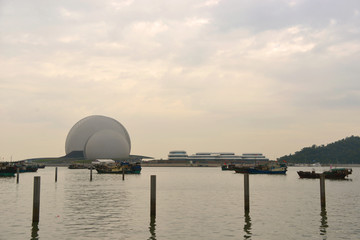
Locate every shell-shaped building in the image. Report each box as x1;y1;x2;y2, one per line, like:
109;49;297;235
65;115;131;160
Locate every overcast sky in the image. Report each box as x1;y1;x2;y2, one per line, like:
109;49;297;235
1;0;360;161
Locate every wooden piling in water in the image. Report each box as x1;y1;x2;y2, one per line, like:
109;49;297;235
122;168;125;181
32;176;41;222
90;167;93;181
16;168;19;184
244;173;250;213
150;175;156;217
320;173;326;208
55;167;58;182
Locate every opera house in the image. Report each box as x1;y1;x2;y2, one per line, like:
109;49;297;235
64;115;149;161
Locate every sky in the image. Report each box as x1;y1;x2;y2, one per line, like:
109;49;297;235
1;0;360;161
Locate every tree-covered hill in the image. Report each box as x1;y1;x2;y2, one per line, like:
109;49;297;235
278;136;360;164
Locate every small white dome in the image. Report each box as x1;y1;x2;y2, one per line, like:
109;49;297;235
84;129;130;159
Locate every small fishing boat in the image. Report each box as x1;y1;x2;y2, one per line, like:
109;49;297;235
95;162;141;174
37;164;45;169
221;164;236;170
0;162;17;177
68;163;89;169
297;168;352;179
234;162;287;174
234;166;251;173
16;164;38;173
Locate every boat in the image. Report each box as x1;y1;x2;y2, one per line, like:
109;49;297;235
297;168;352;179
234;166;251;173
0;162;17;177
15;163;38;173
234;162;287;174
221;164;236;170
95;162;141;174
37;164;45;169
68;163;89;169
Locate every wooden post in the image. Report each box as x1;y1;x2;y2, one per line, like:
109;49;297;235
90;167;93;181
244;173;250;213
320;173;326;208
32;176;41;222
150;175;156;217
55;167;58;182
122;168;125;181
16;168;19;184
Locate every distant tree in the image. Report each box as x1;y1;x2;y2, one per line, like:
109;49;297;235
278;136;360;164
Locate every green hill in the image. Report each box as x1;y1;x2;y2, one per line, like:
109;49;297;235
278;136;360;164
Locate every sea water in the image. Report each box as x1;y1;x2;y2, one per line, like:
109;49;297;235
0;166;359;240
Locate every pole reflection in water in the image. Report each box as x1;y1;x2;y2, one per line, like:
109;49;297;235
148;216;156;240
320;208;328;238
31;222;39;240
243;212;252;239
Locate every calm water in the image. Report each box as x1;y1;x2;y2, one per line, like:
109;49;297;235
0;166;359;240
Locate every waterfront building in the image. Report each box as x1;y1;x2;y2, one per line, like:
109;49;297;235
168;150;189;161
167;151;269;164
187;152;243;162
241;153;269;162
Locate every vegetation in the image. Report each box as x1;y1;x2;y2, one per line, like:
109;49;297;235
278;136;360;164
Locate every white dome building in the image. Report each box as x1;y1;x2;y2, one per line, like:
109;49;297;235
65;115;131;160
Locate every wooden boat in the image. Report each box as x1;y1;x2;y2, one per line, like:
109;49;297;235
297;168;352;179
37;164;45;169
68;163;88;169
0;162;17;177
221;164;236;170
234;162;287;174
14;163;38;173
234;166;251;173
95;162;141;174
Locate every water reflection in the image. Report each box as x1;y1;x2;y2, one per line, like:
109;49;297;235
31;222;39;240
243;212;252;239
148;216;156;240
320;208;328;238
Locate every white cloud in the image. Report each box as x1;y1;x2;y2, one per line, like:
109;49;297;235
185;17;210;27
59;7;82;20
131;21;169;37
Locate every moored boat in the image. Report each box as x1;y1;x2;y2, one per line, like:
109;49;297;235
221;164;236;170
0;162;17;177
95;162;141;174
17;164;38;173
68;163;89;169
297;168;352;179
234;162;287;174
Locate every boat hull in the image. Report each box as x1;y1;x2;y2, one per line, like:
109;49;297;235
297;168;352;179
247;169;287;174
95;162;141;174
0;165;17;177
0;172;15;177
96;169;141;174
221;164;236;171
234;162;287;174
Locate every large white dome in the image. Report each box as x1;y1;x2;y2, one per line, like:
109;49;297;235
65;115;131;159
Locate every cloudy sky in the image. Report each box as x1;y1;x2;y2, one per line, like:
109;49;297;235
1;0;360;161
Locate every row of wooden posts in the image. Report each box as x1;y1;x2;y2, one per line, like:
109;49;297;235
16;166;125;184
30;170;326;223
